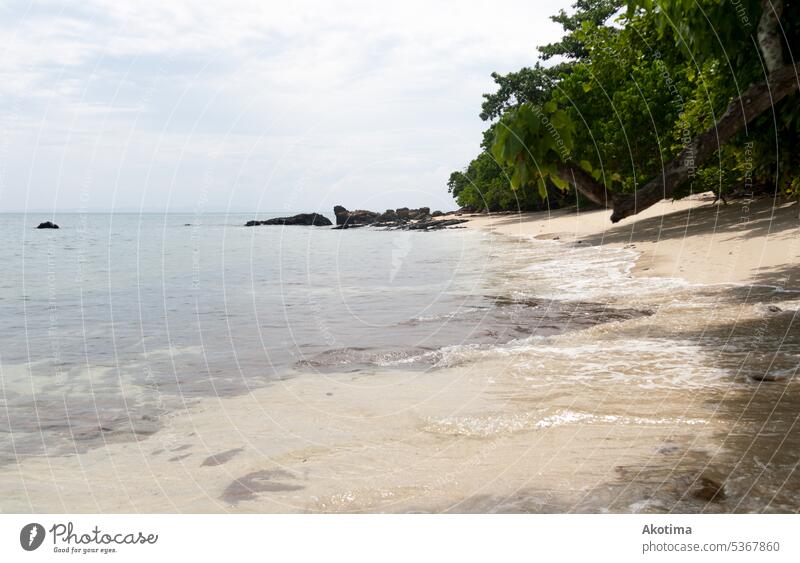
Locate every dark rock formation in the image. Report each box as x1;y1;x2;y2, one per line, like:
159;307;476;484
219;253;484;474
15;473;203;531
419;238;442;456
689;475;726;503
36;221;59;229
245;213;331;227
414;207;430;219
388;218;469;231
333;205;455;229
333;206;379;227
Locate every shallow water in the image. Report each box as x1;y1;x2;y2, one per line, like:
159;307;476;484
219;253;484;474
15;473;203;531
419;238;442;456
0;213;798;513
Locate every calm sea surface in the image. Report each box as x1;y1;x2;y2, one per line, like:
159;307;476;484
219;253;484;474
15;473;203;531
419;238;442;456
2;212;799;513
0;212;505;460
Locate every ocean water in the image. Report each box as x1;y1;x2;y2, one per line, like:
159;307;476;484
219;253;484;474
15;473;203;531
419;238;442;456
0;212;480;459
2;212;799;513
0;212;640;464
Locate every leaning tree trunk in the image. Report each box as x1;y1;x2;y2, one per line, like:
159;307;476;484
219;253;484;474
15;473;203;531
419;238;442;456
609;0;798;223
555;163;613;208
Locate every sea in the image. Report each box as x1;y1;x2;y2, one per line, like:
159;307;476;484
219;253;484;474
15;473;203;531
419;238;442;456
1;211;799;513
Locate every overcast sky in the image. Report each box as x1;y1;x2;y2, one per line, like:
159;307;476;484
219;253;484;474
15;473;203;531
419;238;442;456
0;0;572;213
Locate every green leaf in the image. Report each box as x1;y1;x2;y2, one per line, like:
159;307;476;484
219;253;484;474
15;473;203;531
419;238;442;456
550;173;569;191
537;180;548;199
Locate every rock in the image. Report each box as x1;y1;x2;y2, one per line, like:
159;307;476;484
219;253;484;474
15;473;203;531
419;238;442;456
332;205;461;229
332;205;379;227
333;205;348;225
690;475;726;503
378;209;398;222
766;305;782;313
245;213;331;227
748;371;790;383
384;218;469;231
36;221;59;229
331;223;367;230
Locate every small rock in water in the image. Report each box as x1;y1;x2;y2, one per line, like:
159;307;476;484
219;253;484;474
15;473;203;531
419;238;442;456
36;221;59;229
245;213;331;226
748;371;789;383
766;305;782;313
201;447;243;467
690;475;726;503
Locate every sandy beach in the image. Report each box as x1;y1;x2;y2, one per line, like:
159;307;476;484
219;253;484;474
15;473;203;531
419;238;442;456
2;194;799;514
465;193;800;288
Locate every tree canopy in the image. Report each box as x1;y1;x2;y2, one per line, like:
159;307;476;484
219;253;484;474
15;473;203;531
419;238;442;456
450;0;800;221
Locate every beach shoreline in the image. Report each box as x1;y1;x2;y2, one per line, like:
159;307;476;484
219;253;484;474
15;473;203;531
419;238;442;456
2;195;799;513
462;192;800;289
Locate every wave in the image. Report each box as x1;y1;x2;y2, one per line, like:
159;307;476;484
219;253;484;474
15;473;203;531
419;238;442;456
423;408;708;438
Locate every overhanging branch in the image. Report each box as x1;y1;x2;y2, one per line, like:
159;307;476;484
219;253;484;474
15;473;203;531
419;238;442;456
555;163;613;208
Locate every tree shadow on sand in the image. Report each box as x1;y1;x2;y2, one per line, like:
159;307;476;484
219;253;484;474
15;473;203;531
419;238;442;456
482;196;797;247
622;307;800;513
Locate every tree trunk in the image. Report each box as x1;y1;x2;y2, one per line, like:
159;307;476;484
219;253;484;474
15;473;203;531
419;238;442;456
758;0;784;74
556;163;613;208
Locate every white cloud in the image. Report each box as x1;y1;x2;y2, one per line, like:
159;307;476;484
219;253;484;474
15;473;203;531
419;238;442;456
0;0;572;212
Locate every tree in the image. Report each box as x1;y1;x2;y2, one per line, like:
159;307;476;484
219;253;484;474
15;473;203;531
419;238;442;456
486;0;800;221
452;0;624;213
609;0;800;221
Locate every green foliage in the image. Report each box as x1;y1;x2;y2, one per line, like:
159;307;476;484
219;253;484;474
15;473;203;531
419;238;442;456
480;65;554;122
491;102;576;198
450;0;800;212
540;0;624;61
447;152;563;211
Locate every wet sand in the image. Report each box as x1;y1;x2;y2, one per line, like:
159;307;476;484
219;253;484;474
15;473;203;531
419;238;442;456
1;194;799;513
465;193;800;287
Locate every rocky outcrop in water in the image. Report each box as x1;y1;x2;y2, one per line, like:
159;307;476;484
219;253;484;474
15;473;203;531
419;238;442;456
333;206;380;227
36;221;59;229
387;217;469;231
245;213;331;226
332;205;460;230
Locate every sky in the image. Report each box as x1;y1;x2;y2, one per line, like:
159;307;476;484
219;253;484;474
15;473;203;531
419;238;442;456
0;0;573;213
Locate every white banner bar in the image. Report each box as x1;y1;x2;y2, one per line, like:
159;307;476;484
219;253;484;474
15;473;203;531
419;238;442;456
1;515;798;562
